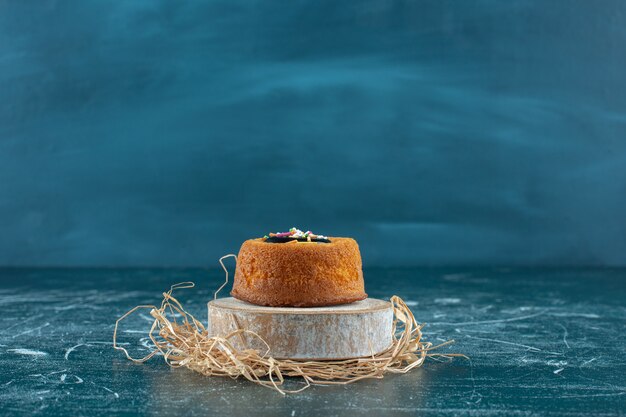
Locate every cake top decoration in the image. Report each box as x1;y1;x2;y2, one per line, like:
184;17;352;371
263;227;330;243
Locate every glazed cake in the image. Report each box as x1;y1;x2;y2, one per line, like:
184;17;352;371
231;228;367;307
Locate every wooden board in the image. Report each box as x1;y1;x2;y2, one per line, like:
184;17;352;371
208;297;394;360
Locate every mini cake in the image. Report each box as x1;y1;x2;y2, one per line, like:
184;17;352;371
231;228;367;307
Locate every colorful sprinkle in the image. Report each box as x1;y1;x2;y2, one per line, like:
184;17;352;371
263;227;328;241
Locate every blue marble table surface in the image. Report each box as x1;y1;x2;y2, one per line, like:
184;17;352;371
0;267;625;416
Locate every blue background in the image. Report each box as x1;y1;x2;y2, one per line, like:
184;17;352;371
1;1;625;267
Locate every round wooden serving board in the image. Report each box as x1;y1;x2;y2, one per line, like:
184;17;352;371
208;297;394;360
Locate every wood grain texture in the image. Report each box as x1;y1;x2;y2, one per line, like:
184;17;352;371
208;297;393;359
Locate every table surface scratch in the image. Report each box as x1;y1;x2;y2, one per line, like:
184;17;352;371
0;267;625;416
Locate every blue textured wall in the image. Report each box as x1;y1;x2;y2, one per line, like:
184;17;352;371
1;1;625;266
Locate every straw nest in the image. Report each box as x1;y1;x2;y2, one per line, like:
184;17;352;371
114;281;460;394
